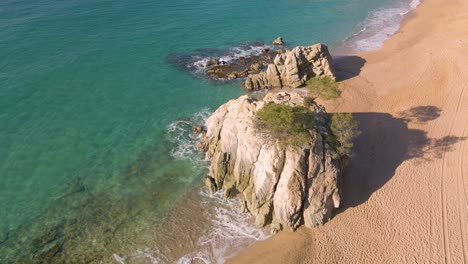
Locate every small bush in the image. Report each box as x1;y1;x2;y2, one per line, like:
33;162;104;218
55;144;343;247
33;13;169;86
330;113;361;156
304;97;316;108
255;103;315;146
306;76;341;100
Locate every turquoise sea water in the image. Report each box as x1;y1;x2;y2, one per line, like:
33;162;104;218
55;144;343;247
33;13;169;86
0;0;418;262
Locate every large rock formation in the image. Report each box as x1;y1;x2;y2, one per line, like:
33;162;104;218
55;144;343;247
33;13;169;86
198;92;344;233
244;44;335;90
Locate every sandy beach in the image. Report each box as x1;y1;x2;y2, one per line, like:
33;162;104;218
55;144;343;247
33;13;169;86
228;0;468;263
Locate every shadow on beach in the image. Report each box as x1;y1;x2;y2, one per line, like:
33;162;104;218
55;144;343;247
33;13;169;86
337;106;466;212
332;55;367;81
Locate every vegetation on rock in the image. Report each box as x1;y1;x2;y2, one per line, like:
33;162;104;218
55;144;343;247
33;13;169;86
254;103;315;146
328;113;361;156
306;76;341;100
304;96;316;108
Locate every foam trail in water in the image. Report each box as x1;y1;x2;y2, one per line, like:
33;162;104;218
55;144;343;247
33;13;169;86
112;190;270;264
166;108;211;163
167;43;273;78
191;44;272;72
177;191;270;263
166;108;271;263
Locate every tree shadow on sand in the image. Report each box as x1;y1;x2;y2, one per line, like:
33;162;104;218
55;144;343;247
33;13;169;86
399;105;442;123
332;56;367;81
336;106;466;212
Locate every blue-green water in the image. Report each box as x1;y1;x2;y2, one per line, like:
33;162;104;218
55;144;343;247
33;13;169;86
0;0;418;262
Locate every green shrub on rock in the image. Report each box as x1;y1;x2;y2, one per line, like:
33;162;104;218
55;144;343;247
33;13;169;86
330;113;361;156
306;76;341;100
254;103;315;146
304;97;316;108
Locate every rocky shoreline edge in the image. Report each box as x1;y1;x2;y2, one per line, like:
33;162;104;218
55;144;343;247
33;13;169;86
200;38;336;90
193;41;355;233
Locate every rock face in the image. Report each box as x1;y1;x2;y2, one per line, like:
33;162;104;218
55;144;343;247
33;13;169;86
198;92;344;233
244;43;335;90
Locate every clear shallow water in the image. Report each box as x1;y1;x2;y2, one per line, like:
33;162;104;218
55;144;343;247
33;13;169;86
0;0;418;262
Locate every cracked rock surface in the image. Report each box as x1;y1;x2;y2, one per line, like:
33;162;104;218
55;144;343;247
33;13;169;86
198;92;344;233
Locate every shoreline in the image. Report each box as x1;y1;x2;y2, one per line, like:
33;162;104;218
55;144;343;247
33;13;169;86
332;0;422;55
228;0;468;262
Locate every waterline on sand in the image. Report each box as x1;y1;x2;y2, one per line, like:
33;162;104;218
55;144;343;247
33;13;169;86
335;0;421;53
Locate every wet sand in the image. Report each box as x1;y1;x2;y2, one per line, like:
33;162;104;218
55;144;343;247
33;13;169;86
228;0;468;262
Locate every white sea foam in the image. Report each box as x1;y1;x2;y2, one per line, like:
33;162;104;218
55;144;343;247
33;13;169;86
190;44;273;73
177;191;270;264
165;108;270;263
114;190;270;263
343;0;421;53
166;108;211;162
410;0;421;9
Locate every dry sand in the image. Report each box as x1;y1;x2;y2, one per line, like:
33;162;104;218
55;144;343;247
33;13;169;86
228;0;468;263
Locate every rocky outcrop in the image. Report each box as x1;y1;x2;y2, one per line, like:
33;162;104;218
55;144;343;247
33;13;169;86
272;37;284;46
244;43;335;90
198;92;344;233
206;51;280;79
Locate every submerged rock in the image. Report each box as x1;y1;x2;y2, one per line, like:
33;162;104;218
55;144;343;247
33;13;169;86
272;37;284;46
206;52;279;79
244;43;336;90
192;125;203;133
198;92;344;233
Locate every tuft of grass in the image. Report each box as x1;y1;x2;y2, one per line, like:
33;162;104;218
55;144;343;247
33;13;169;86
306;76;341;100
255;103;315;146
